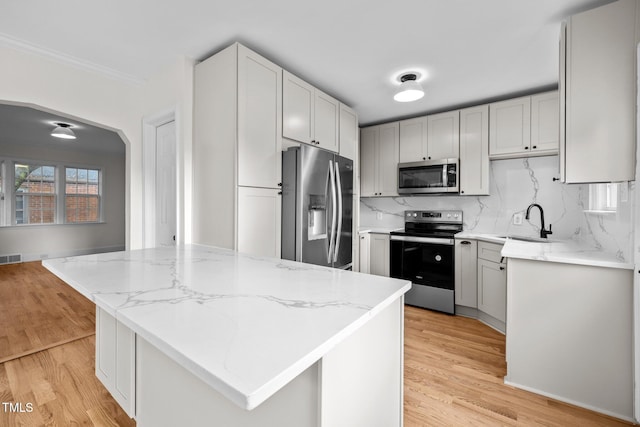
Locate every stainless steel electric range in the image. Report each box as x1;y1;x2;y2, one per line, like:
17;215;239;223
389;210;462;314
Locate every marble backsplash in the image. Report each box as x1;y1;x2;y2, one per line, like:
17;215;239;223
360;156;634;262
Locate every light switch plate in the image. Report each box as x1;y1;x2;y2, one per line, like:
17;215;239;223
513;212;523;225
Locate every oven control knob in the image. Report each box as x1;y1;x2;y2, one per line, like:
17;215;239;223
447;214;451;218
413;213;417;217
406;213;411;217
435;255;442;262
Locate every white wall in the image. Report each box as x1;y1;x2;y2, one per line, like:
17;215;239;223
0;43;196;250
0;144;125;261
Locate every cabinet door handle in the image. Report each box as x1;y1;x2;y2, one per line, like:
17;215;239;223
460;241;471;245
499;266;505;270
277;191;282;195
277;182;282;187
532;145;537;149
524;146;529;150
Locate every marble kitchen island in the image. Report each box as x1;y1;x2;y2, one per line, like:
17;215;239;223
43;244;411;427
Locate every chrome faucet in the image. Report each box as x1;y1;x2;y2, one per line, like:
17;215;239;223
525;203;553;239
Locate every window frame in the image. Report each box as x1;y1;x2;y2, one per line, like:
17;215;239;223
586;182;619;214
63;166;104;224
0;156;105;227
12;162;57;226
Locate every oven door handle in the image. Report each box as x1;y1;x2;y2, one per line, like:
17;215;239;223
390;235;454;245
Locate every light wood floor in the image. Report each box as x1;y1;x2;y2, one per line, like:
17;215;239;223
0;262;95;363
0;262;133;426
404;305;634;426
0;263;635;426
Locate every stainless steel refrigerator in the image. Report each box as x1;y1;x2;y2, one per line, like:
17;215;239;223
282;145;353;269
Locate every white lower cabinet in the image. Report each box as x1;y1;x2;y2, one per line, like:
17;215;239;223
477;242;507;329
455;239;506;333
358;233;370;274
96;307;136;418
454;239;477;307
477;258;507;322
369;233;390;277
360;232;390;277
237;186;281;258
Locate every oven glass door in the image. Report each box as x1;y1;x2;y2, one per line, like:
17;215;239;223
390;238;454;290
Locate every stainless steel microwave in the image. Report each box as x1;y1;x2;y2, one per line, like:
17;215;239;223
397;158;459;195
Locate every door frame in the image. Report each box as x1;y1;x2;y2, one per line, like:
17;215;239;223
142;107;178;248
634;44;640;423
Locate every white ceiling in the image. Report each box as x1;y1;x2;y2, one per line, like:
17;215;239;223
0;0;614;126
0;104;126;155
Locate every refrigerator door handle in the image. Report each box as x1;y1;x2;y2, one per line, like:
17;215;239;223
333;161;343;262
327;160;337;264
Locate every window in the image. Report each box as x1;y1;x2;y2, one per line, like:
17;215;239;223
588;183;618;213
65;167;101;223
14;164;56;224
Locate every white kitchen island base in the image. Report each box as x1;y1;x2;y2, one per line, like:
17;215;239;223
136;298;404;427
42;245;410;427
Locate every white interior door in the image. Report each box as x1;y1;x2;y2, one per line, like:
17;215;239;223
155;121;177;246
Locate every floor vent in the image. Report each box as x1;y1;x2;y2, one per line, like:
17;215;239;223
0;254;22;265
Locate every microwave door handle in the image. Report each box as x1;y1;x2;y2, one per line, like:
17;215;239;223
327;160;337;264
442;164;447;187
333;161;343;262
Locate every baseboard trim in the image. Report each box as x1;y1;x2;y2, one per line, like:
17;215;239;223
504;379;635;423
22;246;125;262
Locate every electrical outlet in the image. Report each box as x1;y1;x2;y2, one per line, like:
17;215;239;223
376;212;383;220
513;212;523;225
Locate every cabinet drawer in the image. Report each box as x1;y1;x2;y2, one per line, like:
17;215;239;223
477;241;504;263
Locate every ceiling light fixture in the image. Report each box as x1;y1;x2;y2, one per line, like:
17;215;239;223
394;73;424;103
51;122;76;140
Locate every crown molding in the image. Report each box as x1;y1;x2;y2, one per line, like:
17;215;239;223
0;32;145;86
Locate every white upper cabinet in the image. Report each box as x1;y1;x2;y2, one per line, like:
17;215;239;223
360;122;399;197
237;45;282;189
314;89;339;153
378;123;400;196
459;105;489;195
561;0;637;183
283;71;339;153
399;117;428;162
489;96;531;157
339;103;358;160
360;127;377;197
399;111;459;162
489;92;558;159
427;110;460;160
530;91;559;153
282;71;314;144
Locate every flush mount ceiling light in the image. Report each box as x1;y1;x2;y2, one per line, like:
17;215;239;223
51;122;76;140
394;73;425;103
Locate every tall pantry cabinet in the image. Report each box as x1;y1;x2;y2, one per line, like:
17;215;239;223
193;43;282;257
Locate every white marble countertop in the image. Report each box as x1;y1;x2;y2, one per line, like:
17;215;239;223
454;232;507;245
501;239;632;270
42;244;411;411
456;232;632;269
358;227;401;234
